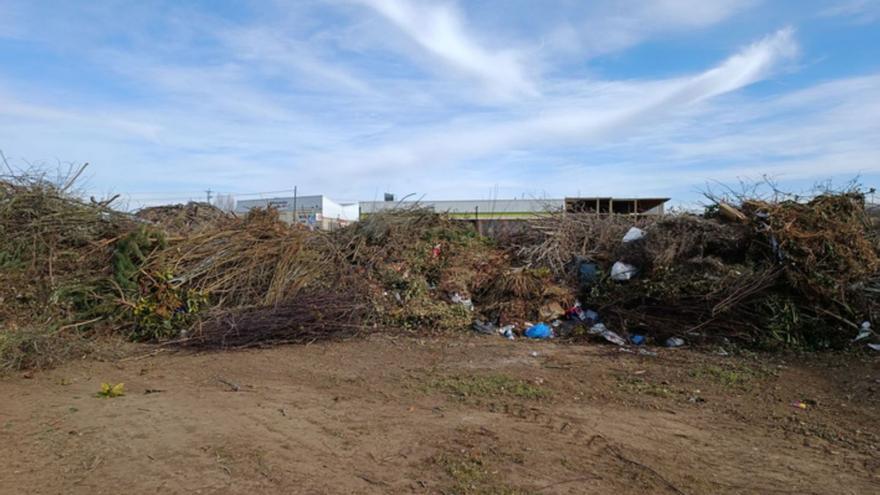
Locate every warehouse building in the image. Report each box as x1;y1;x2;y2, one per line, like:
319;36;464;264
235;195;358;229
359;197;668;219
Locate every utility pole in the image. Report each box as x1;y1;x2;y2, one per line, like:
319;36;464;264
205;189;213;204
474;205;480;235
292;186;298;223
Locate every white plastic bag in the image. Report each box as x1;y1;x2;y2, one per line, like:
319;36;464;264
622;227;646;243
610;261;638;281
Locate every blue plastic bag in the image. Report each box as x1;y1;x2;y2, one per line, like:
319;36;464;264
524;322;553;339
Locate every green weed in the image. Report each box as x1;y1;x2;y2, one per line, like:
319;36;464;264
425;374;550;401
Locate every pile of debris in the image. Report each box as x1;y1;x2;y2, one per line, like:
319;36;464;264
0;170;136;327
510;192;880;350
330;208;503;332
135;201;234;235
4;167;880;371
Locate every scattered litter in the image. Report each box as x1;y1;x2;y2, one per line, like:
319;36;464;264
216;377;240;392
451;292;474;311
716;348;730;357
601;330;626;345
553;319;578;338
665;337;685;348
610;261;638;281
529;351;540;358
143;389;164;395
500;325;516;340
638;348;658;357
576;259;599;287
583;309;599;324
524;322;553;339
472;320;496;335
853;321;873;342
622;227;646;243
566;302;601;326
589;323;626;346
588;323;607;334
791;401;808;410
718;202;747;223
539;301;565;320
868;343;880;351
630;334;645;346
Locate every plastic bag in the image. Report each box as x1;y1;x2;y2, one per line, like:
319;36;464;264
524;322;553;339
611;261;638;281
622;227;646;243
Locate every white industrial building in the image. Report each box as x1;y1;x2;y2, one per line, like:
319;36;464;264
235;195;359;229
360;197;669;219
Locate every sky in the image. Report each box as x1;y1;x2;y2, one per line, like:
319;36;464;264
1;0;879;209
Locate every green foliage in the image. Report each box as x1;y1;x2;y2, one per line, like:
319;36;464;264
129;269;206;341
616;376;674;397
758;294;839;350
689;364;757;388
432;452;536;495
113;227;166;291
389;298;472;332
703;203;720;219
0;248;24;270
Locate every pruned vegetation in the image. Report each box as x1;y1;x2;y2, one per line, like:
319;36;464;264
3;166;880;371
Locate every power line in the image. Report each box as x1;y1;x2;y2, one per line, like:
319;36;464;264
96;188;301;202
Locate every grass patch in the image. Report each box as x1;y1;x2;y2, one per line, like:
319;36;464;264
689;364;756;387
0;325;90;372
425;374;550;401
432;452;535;495
616;376;674;398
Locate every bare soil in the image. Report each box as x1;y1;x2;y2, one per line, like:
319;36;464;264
1;335;878;494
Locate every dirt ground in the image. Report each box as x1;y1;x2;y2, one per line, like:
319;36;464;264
1;335;878;495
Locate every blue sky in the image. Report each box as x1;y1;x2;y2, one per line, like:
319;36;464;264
1;0;879;208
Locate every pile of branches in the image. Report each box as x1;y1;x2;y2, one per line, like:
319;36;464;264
329;208;503;331
0;166;135;326
476;267;575;324
135;201;234;235
513;190;880;348
513;213;656;278
145;208;331;307
176;288;370;349
120;208;345;343
5;162;879;359
743;193;878;302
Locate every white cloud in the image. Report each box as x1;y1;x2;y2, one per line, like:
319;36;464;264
0;1;875;207
313;28;799;175
355;0;536;98
549;0;757;58
219;27;376;95
819;0;880;23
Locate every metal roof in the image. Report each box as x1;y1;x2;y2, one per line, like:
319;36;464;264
360;198;564;214
236;195;324;213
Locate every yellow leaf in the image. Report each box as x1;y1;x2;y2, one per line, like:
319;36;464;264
98;382;125;398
